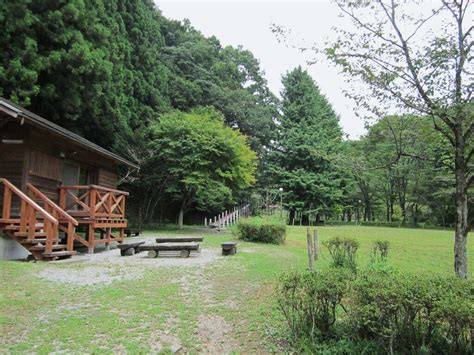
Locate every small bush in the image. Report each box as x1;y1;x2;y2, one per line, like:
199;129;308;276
323;236;359;271
351;270;474;354
277;268;352;340
276;266;473;354
372;239;390;262
237;217;286;244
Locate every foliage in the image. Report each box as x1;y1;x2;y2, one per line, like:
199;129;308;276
236;216;286;244
371;240;390;263
276;268;352;339
323;0;473;278
352;270;473;354
147;108;256;228
277;266;473;354
269;67;348;224
323;236;359;271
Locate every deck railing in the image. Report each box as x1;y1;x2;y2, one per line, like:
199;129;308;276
27;183;78;251
1;178;58;254
59;184;129;220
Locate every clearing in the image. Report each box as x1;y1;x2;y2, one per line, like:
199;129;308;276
0;225;472;353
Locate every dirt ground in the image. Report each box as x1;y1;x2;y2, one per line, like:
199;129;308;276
34;235;246;354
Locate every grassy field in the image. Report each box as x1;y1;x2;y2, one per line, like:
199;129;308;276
0;225;472;353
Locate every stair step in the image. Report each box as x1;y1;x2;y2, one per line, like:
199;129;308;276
20;238;59;244
4;223;44;231
29;244;67;251
43;251;77;258
14;232;47;237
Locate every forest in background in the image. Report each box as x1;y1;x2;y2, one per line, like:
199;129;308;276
1;0;471;228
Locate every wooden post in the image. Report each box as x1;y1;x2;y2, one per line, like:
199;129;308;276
2;186;12;220
313;228;319;260
67;223;75;251
307;227;314;271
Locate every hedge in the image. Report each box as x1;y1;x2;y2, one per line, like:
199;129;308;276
236;217;286;244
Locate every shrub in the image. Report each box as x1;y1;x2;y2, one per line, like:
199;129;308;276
277;268;352;340
276;266;473;354
323;237;359;271
371;239;390;262
236;217;286;244
351;270;474;354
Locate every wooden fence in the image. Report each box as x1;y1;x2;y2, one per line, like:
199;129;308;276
205;204;250;229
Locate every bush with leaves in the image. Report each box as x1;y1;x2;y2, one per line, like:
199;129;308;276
371;240;390;263
276;266;473;353
237;217;286;244
351;270;473;354
276;268;352;340
323;237;359;271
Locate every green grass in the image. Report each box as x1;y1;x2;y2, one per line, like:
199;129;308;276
0;225;472;352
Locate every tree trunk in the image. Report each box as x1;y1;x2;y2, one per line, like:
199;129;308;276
178;207;184;230
454;149;469;278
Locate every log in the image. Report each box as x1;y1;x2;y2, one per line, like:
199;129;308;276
122;247;135;256
148;250;158;258
180;250;191;258
117;242;145;250
140;242;200;252
222;242;237;256
155;237;203;243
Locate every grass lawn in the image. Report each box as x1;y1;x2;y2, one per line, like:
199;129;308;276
0;225;472;353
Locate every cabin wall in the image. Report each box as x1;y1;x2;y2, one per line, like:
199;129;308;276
98;169;118;189
0;121;28;216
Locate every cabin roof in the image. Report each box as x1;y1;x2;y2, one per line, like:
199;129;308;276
0;98;139;169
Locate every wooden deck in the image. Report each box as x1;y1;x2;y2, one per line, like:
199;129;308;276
59;185;128;253
1;179;129;260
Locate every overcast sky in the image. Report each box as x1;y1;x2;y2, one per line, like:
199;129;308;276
156;0;365;138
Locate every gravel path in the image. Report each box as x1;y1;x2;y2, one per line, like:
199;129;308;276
36;236;223;286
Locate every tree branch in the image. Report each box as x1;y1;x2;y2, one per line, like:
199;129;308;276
378;0;436;110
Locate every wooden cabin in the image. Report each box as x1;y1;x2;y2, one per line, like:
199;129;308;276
0;98;138;260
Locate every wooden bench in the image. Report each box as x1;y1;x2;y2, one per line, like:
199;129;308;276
141;243;200;258
222;242;237;256
155;236;204;243
117;241;145;256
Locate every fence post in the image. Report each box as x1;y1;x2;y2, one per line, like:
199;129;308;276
307;227;314;271
313;228;319;260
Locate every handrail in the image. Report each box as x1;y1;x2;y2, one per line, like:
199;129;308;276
27;183;78;226
59;184;129;196
0;178;58;225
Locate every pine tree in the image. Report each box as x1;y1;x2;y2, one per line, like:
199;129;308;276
272;67;347;223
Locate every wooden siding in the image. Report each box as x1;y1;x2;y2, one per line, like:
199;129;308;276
29;150;63;181
98;169;118;189
28;175;61;204
0;144;26;216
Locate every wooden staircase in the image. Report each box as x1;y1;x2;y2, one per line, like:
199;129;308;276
0;178;77;261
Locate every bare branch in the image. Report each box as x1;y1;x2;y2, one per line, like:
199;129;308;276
336;2;403;49
406;5;445;42
377;0;436;110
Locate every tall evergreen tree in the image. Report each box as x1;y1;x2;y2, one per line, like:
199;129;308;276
271;67;347;223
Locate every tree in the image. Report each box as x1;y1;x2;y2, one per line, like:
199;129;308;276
271;67;347;223
322;0;473;278
147;108;256;228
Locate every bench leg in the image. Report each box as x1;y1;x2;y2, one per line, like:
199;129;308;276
148;250;158;258
180;250;190;258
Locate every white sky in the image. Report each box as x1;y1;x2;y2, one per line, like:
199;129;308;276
155;0;365;138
